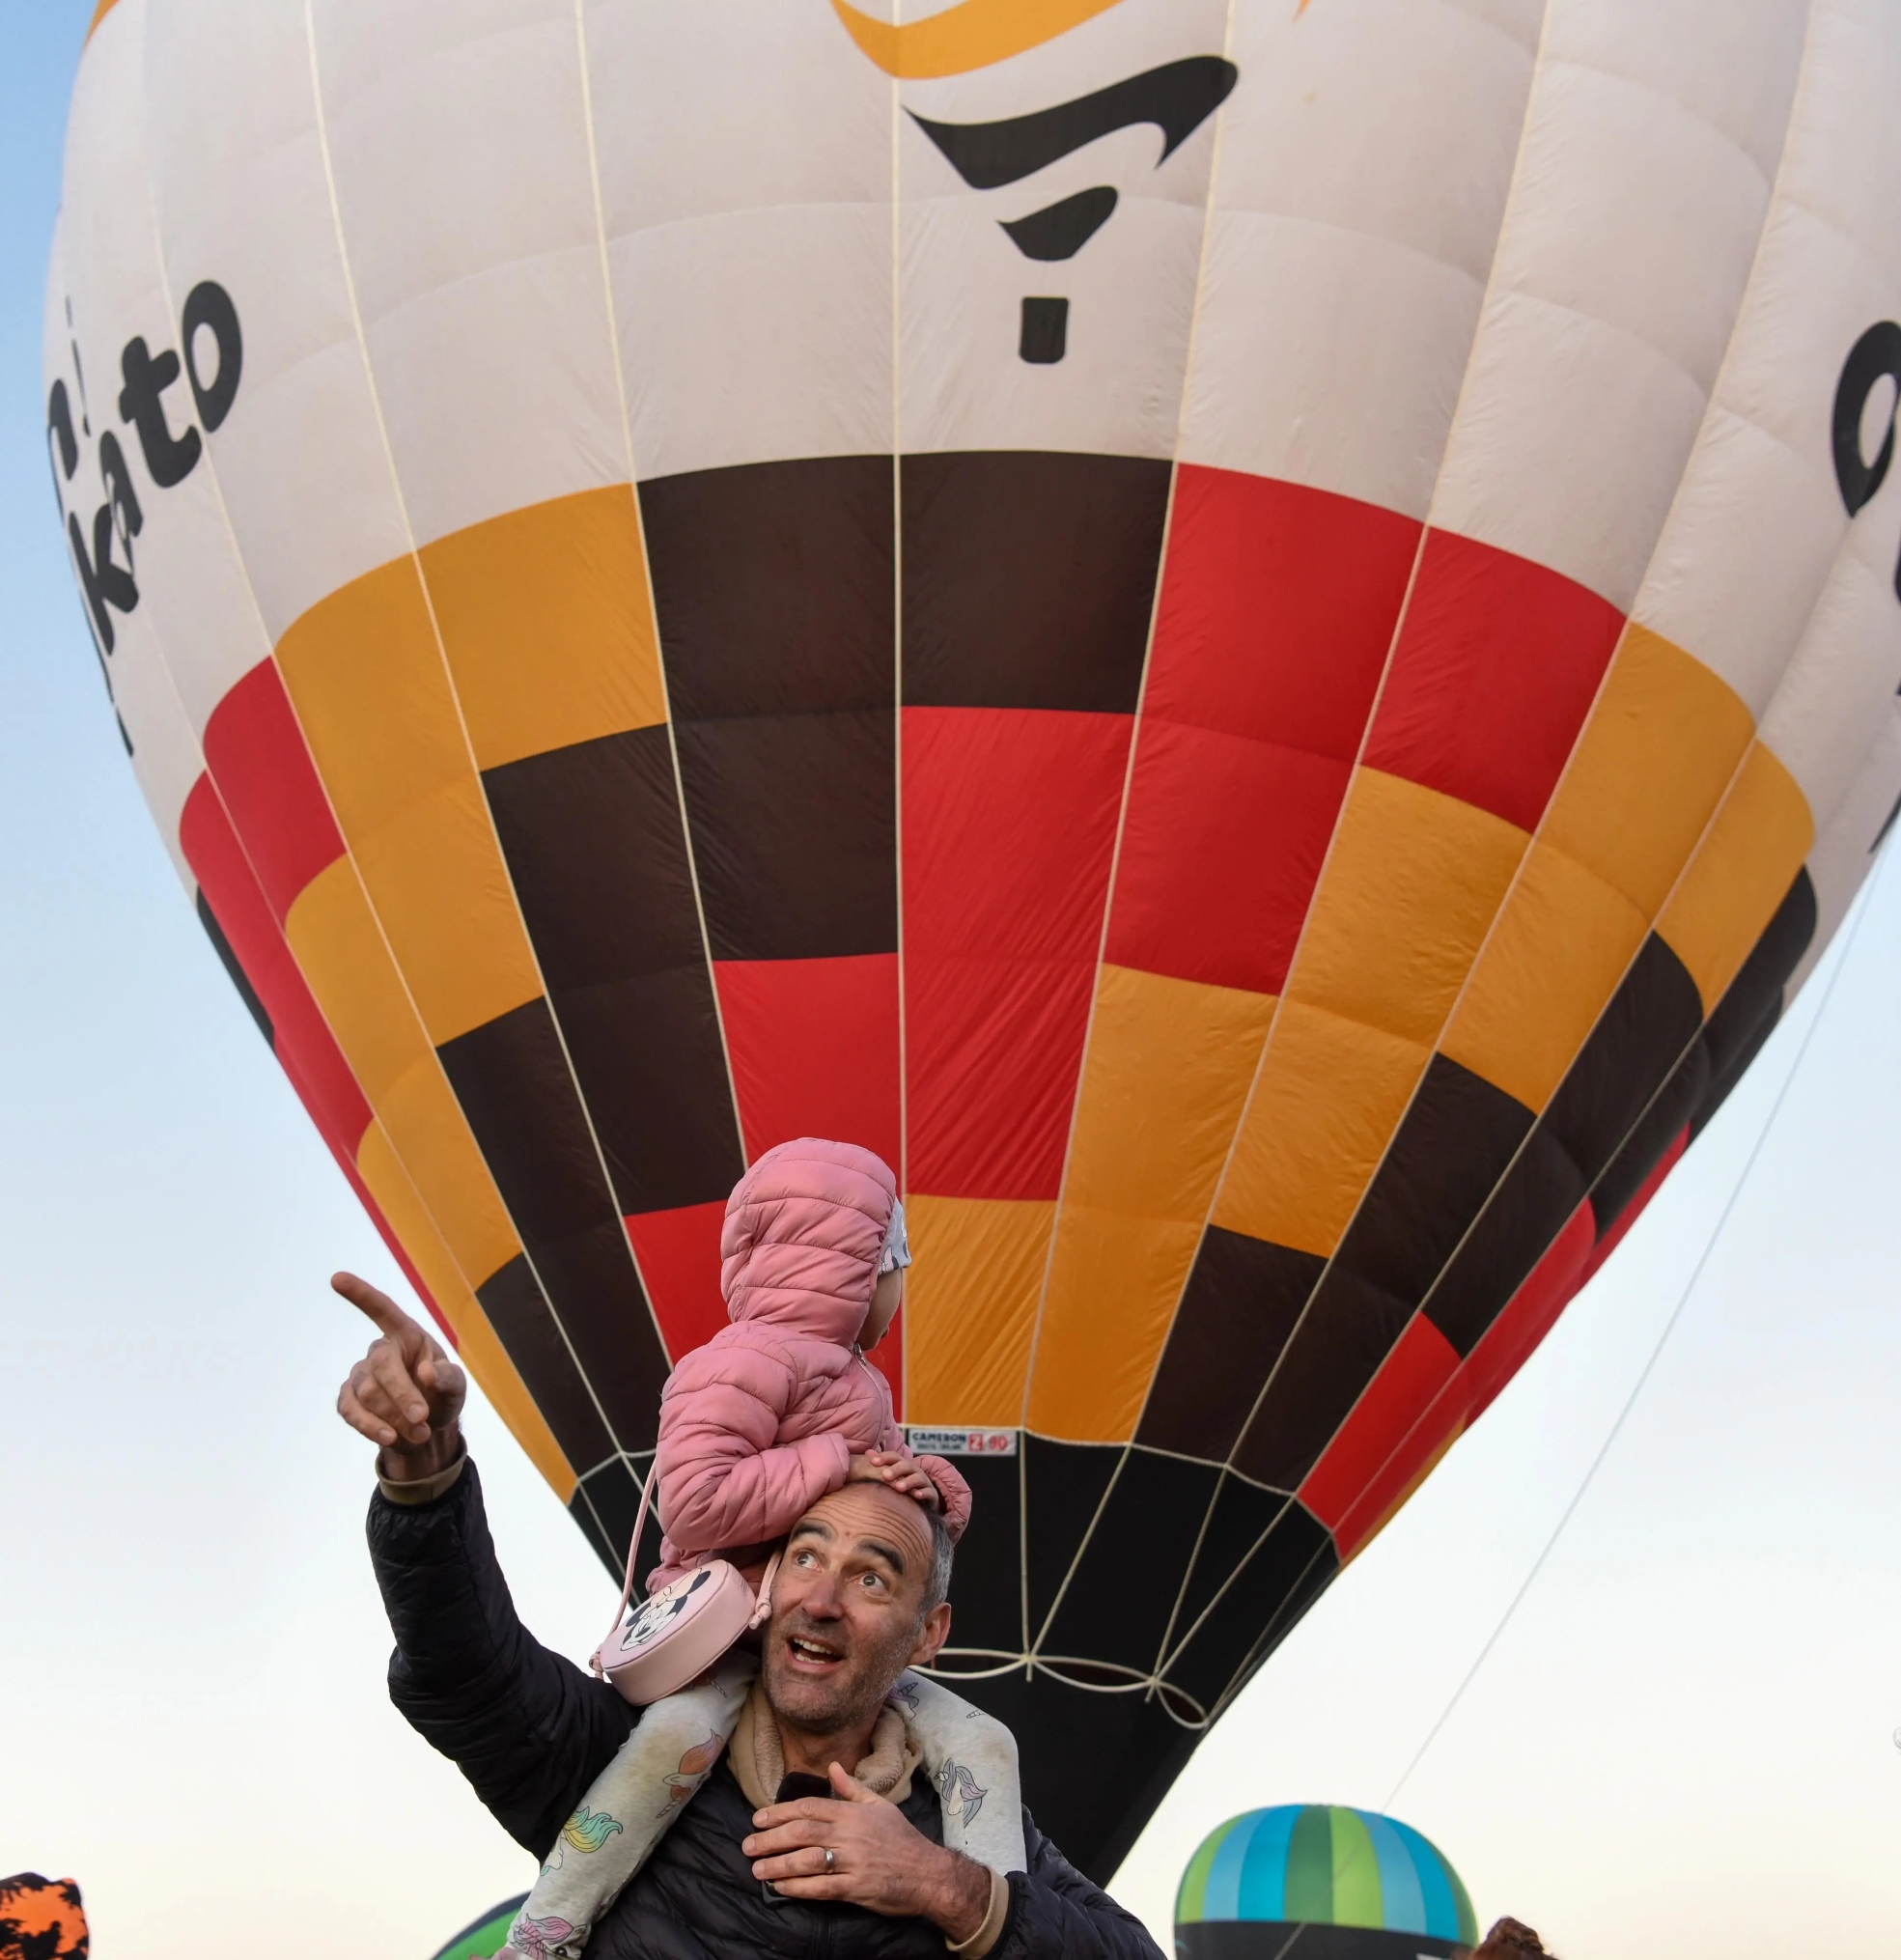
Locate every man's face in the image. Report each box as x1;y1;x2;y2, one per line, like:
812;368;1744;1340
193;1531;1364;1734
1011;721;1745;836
762;1483;950;1738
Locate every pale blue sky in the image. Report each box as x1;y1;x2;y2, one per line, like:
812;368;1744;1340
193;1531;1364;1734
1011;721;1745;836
3;10;1898;1956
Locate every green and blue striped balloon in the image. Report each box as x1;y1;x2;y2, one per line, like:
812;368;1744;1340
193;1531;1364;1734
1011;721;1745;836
1176;1806;1478;1960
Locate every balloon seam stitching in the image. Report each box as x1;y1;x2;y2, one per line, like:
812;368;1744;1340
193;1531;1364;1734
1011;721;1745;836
1170;4;1834;1707
111;1;581;1495
890;39;909;1421
571;0;752;1188
1013;0;1244;1433
299;0;645;1504
1384;830;1887;1809
1185;0;1564;1486
1132;0;1566;1695
1013;0;1249;1668
1268;3;1833;1577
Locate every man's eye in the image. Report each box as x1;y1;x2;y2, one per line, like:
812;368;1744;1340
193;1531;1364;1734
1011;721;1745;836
859;1571;883;1590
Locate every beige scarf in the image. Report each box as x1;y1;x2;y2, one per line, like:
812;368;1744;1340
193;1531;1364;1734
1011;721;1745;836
729;1675;921;1810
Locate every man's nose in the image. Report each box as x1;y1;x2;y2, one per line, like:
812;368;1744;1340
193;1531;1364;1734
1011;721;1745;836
798;1571;845;1619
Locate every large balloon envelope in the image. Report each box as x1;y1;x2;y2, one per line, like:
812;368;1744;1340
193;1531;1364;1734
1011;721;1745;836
46;0;1901;1880
1177;1807;1479;1960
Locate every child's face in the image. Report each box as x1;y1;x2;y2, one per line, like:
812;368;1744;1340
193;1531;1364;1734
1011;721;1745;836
859;1266;905;1349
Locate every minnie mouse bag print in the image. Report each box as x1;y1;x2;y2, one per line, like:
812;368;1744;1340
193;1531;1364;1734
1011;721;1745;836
589;1472;779;1704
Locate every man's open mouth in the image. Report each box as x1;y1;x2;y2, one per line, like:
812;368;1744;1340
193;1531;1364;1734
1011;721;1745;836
785;1633;845;1669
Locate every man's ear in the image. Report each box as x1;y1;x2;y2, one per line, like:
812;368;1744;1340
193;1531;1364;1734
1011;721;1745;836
908;1600;951;1668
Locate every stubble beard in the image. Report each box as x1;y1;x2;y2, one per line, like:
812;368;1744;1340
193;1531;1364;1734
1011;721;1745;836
765;1606;917;1741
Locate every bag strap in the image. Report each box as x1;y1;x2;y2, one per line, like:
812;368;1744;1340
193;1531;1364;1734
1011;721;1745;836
590;1469;785;1673
591;1465;657;1676
749;1547;782;1631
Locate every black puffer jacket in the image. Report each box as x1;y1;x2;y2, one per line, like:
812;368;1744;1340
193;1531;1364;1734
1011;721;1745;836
367;1462;1165;1960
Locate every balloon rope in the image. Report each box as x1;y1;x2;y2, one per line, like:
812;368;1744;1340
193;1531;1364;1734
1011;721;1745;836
1383;847;1889;1811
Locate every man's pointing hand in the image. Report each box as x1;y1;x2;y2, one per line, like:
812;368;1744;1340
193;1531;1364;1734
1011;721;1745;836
333;1271;466;1479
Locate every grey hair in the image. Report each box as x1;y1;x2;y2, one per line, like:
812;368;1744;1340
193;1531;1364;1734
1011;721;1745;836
920;1501;955;1617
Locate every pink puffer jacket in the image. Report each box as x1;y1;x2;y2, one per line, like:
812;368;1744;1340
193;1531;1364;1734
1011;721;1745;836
648;1137;972;1591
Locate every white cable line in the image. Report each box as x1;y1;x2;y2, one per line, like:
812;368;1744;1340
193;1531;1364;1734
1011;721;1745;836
1383;847;1889;1810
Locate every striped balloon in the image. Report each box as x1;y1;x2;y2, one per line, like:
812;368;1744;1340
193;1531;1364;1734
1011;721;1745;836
45;0;1901;1881
1177;1807;1479;1959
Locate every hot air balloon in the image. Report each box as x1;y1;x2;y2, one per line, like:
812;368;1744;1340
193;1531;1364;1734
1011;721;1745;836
0;1874;89;1960
429;1895;527;1960
1176;1807;1479;1959
44;0;1901;1882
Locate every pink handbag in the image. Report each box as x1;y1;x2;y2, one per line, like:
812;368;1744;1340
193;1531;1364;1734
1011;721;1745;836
589;1471;780;1704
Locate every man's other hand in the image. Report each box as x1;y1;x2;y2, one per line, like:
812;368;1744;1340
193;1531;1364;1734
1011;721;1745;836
333;1271;466;1478
743;1761;992;1939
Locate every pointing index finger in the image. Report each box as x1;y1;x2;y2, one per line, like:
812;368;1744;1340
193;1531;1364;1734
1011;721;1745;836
331;1270;416;1343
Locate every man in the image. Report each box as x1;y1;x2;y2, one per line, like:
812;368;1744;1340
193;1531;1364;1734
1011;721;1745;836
335;1274;1165;1960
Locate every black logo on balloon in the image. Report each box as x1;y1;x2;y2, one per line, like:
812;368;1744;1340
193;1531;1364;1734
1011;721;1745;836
1832;320;1901;591
47;281;242;716
1831;322;1901;850
910;56;1238;364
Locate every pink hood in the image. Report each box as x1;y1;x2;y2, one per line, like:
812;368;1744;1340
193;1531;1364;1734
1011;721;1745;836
720;1137;897;1347
649;1137;971;1587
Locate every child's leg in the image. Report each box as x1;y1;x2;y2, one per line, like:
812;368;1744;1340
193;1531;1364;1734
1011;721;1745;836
502;1655;756;1960
889;1670;1026;1875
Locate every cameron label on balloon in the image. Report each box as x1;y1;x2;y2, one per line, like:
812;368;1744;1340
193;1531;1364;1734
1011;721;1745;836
907;1427;1018;1458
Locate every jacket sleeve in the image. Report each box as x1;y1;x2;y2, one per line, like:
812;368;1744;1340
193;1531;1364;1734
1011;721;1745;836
990;1810;1167;1960
365;1458;633;1861
912;1453;973;1542
655;1334;852;1554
